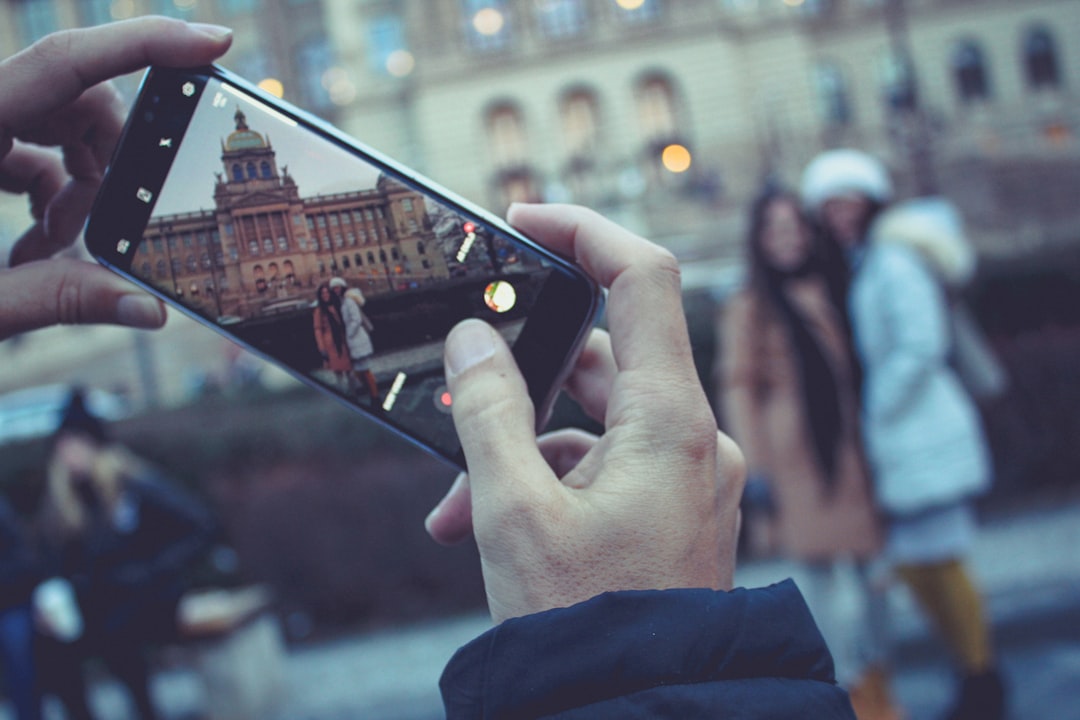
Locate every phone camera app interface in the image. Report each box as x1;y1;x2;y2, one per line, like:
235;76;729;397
127;78;554;458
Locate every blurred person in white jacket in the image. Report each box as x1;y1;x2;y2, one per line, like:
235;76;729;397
802;150;1006;720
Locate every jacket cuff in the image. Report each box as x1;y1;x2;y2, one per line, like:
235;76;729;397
440;580;839;719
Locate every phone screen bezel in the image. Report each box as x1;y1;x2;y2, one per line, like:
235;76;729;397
84;64;602;470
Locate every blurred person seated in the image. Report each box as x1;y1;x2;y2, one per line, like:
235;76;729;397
34;390;216;720
1;19;856;718
0;494;44;720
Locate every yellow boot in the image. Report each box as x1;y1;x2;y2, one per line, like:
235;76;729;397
847;665;905;720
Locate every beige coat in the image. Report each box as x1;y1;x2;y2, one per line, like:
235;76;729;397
719;283;881;561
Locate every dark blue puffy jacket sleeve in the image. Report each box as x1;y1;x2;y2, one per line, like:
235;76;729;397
441;579;855;719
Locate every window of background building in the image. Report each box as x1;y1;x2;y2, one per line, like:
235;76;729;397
1024;26;1062;91
368;14;412;77
879;49;918;110
636;74;679;143
79;0;113;26
612;0;661;25
463;0;513;52
561;88;601;158
813;62;852;126
14;0;57;45
536;0;588;40
298;37;336;109
487;103;530;168
560;88;601;200
952;39;992;104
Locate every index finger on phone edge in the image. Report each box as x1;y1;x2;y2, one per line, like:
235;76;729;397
0;17;232;139
508;203;695;376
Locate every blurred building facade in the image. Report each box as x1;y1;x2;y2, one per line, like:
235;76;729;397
325;0;1080;260
1;0;1079;407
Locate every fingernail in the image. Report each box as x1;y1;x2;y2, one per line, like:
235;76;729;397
117;294;165;328
445;320;496;377
189;23;233;41
425;473;466;538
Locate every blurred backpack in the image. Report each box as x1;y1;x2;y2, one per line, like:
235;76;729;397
870;197;1008;401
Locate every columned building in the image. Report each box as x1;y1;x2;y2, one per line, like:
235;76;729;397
137;110;449;322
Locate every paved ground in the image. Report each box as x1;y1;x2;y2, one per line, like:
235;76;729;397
10;497;1080;720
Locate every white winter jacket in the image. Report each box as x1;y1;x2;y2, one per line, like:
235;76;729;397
849;241;990;514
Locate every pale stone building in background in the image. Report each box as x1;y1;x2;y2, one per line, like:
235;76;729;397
0;0;1077;408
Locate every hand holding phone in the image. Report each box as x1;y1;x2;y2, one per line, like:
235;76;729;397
85;65;601;466
0;18;232;341
426;204;746;624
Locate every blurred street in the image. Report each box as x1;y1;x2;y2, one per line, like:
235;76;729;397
13;495;1075;720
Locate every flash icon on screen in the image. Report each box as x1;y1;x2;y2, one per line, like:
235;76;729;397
116;239;131;254
181;81;196;97
136;188;153;204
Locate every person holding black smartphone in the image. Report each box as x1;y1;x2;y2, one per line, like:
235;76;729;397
1;19;855;719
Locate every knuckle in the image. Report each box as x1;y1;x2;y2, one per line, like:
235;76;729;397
53;270;82;325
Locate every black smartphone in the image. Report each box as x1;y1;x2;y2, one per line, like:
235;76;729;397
85;65;601;468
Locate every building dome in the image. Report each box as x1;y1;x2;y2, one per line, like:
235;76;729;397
225;108;268;151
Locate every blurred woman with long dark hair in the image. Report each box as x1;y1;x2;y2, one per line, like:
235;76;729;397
718;187;900;720
313;281;352;390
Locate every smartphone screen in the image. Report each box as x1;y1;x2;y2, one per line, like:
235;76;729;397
86;67;600;467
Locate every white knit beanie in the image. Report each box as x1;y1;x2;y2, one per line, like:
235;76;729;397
800;149;893;212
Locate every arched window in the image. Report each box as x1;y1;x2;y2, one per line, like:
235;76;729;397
263;237;274;253
246;162;257;179
253;265;267;292
232;164;243;182
952;39;991;103
201;252;211;269
186;255;197;273
278;236;289;251
367;251;376;264
813;61;852;126
487;102;528;169
284;260;296;284
560;88;600;158
635;74;680;144
268;262;279;281
355;253;364;266
249;239;259;255
416;241;426;255
1024;25;1062;91
879;50;918;111
156;260;167;279
260;161;272;178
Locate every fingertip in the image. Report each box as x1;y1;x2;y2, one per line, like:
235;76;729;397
425;473;473;546
187;22;234;43
116;294;166;329
443;319;497;379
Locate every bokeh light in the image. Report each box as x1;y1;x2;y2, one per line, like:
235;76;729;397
661;144;692;173
473;8;506;36
386;50;416;78
257;78;285;99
